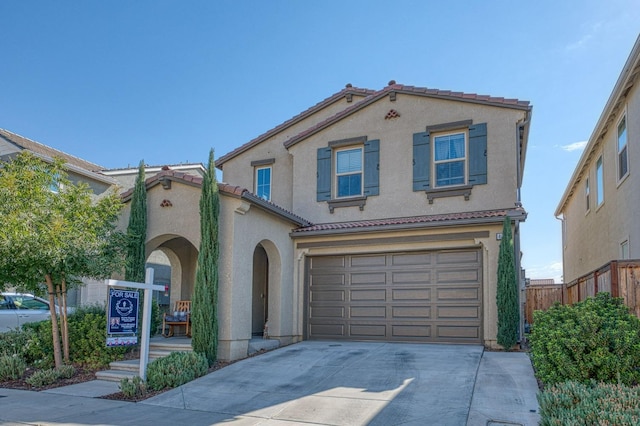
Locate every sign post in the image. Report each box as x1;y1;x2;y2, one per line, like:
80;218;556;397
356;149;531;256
107;268;164;380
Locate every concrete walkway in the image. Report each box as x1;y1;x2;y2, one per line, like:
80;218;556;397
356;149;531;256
0;341;540;425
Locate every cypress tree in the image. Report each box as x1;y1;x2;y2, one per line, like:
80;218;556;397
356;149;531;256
192;149;219;365
125;160;147;283
496;216;519;350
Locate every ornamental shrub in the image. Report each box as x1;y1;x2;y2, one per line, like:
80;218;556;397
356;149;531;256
538;381;640;425
0;354;26;380
146;351;208;391
25;365;76;387
531;292;640;386
120;375;147;399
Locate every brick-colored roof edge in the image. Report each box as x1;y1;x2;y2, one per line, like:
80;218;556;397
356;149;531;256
0;128;105;172
215;85;374;168
291;208;526;235
120;169;311;227
284;83;531;149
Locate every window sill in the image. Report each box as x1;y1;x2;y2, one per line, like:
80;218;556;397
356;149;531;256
425;185;472;204
328;196;367;213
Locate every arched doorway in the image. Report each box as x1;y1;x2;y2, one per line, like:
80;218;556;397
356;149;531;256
252;244;269;336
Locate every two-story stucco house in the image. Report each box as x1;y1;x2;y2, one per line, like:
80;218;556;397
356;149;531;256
195;81;531;359
556;35;640;283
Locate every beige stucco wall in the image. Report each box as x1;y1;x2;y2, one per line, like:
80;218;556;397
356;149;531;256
217;194;298;361
220;95;368;210
292;222;510;348
561;82;640;282
287;93;527;224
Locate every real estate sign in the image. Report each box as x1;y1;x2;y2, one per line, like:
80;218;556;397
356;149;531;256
106;288;139;346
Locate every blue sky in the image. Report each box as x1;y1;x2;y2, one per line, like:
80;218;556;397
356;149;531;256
1;1;639;282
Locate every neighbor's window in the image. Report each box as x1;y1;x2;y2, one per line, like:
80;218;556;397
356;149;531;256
335;147;363;197
596;156;604;206
434;132;466;187
618;115;628;180
255;166;271;201
585;178;590;212
621;240;629;260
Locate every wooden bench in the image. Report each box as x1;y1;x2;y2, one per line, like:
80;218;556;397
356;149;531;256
162;300;191;337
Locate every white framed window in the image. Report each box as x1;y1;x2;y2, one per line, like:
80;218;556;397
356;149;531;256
596;156;604;207
621;239;629;260
434;132;466;187
617;115;628;181
335;147;363;198
255;166;271;201
585;177;590;212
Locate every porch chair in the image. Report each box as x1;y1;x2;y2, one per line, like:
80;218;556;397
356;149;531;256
162;300;191;337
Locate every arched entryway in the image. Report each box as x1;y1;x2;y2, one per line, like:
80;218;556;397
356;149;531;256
252;244;269;336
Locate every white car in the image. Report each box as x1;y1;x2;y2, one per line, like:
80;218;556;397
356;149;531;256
0;293;70;333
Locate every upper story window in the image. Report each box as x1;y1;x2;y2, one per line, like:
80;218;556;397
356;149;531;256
617;115;628;181
335;147;363;198
596;156;604;207
413;121;487;201
585;177;590;212
434;132;466;187
255;166;272;201
316;137;380;210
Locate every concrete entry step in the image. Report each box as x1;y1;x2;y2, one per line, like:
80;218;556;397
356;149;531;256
248;338;279;355
95;369;136;382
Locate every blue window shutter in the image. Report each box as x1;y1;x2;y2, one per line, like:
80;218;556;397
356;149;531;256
412;132;430;191
317;147;332;201
364;139;380;196
468;123;487;185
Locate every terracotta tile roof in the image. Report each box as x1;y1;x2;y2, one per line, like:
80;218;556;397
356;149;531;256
292;208;526;235
0;128;104;172
284;82;531;149
121;169;311;227
215;85;374;168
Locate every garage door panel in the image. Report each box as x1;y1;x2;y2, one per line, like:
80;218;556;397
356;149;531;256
311;306;345;318
310;323;345;337
350;306;386;318
437;306;480;319
350;289;386;301
436;269;480;283
392;271;431;284
310;274;345;286
307;249;482;343
351;272;386;285
437;287;479;301
392;324;431;338
392;306;431;318
311;290;346;302
392;288;431;301
351;255;387;267
392;253;432;266
350;324;386;337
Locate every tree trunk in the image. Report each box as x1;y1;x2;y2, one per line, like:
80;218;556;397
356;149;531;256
45;274;63;368
58;278;70;363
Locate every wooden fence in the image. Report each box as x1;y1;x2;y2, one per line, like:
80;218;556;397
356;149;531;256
525;260;640;324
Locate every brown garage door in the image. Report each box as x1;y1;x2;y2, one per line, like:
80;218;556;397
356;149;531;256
306;249;482;343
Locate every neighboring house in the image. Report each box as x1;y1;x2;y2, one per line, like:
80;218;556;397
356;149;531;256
2;80;532;361
556;35;640;283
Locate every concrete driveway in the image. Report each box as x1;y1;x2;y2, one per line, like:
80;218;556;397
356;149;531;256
142;341;540;425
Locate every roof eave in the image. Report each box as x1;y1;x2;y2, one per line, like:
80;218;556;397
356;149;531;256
556;34;640;216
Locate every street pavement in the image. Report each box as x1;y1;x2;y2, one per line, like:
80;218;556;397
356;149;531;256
0;341;540;426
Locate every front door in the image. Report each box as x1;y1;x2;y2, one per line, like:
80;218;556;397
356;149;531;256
252;244;269;336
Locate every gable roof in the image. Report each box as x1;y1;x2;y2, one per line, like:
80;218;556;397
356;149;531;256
284;82;531;149
121;169;311;227
215;85;374;168
555;34;640;216
0;128;116;185
291;208;527;237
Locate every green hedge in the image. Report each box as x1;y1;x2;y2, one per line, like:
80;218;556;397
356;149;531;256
146;351;208;391
530;292;640;386
538;381;640;425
